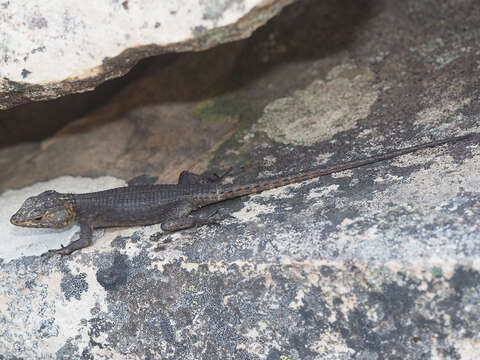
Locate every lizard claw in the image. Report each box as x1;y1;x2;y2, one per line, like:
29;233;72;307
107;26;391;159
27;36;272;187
41;245;61;257
41;246;73;256
202;167;233;183
41;249;58;257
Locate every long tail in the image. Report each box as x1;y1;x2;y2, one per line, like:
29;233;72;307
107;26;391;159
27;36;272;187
216;133;474;200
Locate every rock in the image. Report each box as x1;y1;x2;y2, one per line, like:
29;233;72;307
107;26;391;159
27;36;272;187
1;0;480;358
0;0;296;109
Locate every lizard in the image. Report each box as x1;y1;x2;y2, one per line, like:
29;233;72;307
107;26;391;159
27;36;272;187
10;133;474;256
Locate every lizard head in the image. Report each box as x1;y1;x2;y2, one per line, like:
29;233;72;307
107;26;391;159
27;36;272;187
10;190;74;228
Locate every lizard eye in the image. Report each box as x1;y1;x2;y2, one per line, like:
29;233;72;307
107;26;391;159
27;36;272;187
34;216;43;221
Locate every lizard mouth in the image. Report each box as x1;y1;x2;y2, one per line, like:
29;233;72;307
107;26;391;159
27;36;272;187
10;213;42;227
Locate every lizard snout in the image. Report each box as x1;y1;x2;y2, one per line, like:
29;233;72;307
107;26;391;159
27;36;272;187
10;213;20;225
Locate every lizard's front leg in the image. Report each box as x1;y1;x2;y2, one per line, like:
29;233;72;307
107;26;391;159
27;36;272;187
44;222;93;256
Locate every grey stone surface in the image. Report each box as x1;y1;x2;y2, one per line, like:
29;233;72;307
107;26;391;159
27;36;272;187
1;0;480;358
0;0;295;109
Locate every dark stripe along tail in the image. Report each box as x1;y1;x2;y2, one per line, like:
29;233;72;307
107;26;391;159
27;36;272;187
216;133;473;201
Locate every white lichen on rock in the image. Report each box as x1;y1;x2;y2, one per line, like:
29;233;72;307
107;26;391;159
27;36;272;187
253;64;379;145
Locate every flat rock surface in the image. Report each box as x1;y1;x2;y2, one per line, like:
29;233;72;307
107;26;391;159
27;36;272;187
1;0;480;358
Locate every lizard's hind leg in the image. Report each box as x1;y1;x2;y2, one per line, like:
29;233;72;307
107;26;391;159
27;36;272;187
161;201;221;232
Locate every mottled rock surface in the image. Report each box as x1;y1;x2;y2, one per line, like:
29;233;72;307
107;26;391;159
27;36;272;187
1;0;480;358
0;0;295;109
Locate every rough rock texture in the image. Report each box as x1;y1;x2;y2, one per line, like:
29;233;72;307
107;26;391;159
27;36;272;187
0;0;295;109
1;0;480;358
